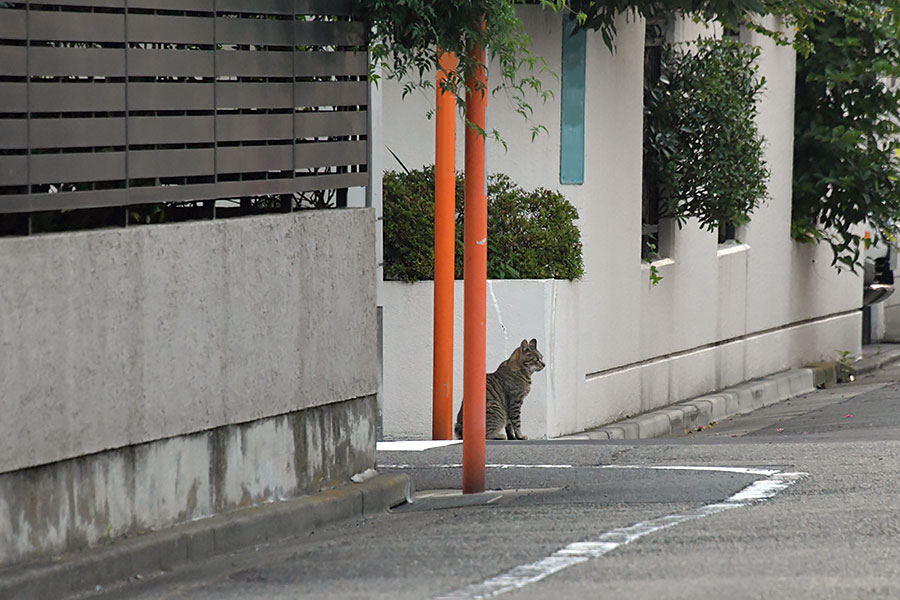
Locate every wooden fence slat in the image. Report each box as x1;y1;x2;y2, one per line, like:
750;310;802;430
295;0;355;16
128;14;214;44
0;156;28;186
216;114;293;142
216;145;293;173
30;82;126;112
294;140;366;169
0;120;27;150
29;11;124;42
30;152;127;185
296;21;365;47
294;171;367;191
294;110;367;138
128;148;214;178
129;179;294;203
216;0;293;15
216;50;293;78
0;189;128;214
31;118;126;149
128;0;213;10
294;50;367;77
0;84;27;113
216;16;294;46
29;47;126;77
0;10;26;40
295;81;367;107
128;116;214;145
32;0;125;7
127;82;214;111
216;82;292;109
0;47;27;77
129;48;214;77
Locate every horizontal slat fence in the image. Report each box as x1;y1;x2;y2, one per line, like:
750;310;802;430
0;0;368;215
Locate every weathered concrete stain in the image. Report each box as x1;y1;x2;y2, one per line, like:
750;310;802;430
0;210;377;475
0;395;376;568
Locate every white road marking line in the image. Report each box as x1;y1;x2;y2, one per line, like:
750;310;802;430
380;464;573;469
431;469;808;600
380;464;777;476
728;471;807;502
376;441;462;451
600;464;781;477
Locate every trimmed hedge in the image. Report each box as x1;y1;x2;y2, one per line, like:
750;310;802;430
383;166;584;282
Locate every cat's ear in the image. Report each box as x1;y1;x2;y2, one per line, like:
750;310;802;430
529;338;537;349
519;339;529;350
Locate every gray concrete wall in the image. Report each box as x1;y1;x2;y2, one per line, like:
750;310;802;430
0;395;377;567
0;209;377;474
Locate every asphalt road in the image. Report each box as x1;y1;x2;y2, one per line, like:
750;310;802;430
79;361;900;600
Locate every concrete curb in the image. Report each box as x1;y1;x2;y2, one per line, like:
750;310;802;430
0;472;412;600
560;364;840;441
850;348;900;376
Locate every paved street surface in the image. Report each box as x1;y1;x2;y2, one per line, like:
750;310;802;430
78;360;900;600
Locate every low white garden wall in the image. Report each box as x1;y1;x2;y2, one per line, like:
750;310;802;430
381;279;578;440
381;271;861;441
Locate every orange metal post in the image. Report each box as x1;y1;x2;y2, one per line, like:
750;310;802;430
433;51;458;441
462;40;487;494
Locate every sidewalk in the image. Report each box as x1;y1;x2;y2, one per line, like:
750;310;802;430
0;473;411;600
559;344;900;441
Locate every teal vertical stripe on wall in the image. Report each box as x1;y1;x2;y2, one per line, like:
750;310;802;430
560;19;586;185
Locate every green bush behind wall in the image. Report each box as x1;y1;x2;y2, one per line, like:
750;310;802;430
383;167;584;282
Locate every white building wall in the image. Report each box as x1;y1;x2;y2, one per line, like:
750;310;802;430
379;8;861;440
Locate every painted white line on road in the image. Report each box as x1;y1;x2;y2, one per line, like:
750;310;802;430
376;441;462;451
380;463;574;470
728;471;807;502
431;469;808;600
381;464;778;476
601;465;781;477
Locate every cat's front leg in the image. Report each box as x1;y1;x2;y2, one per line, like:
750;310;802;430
506;423;528;440
490;428;508;440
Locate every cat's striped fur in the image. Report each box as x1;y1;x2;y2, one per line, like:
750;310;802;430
454;338;545;440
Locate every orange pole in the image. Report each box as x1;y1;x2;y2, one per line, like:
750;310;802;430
462;38;487;494
433;51;457;440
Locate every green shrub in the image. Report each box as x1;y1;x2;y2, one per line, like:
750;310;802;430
382;167;584;282
645;38;768;232
792;4;900;270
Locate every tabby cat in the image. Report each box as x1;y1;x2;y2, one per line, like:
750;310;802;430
454;338;545;440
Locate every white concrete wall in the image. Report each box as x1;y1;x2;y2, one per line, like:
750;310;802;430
0;209;377;473
381;280;576;440
379;8;861;439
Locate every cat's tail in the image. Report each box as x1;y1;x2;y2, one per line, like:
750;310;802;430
454;400;464;439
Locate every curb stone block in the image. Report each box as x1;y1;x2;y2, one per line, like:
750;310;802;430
606;427;625;440
619;422;641;439
719;392;740;415
774;376;791;402
660;408;686;433
643;413;672;438
689;398;715;421
679;404;702;431
709;396;730;421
